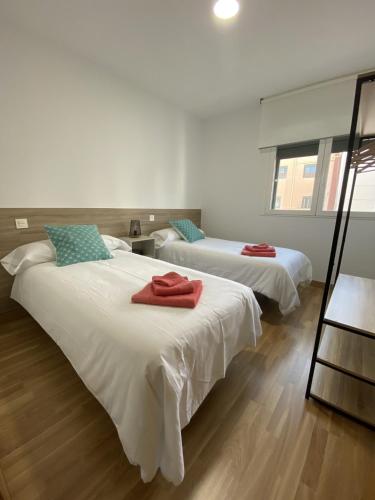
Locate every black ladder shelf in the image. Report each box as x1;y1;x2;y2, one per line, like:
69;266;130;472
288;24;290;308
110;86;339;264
305;71;375;429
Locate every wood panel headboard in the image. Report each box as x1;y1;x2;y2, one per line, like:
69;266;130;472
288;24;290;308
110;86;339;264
0;208;201;313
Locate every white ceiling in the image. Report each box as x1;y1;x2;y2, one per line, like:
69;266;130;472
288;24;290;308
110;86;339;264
1;0;375;116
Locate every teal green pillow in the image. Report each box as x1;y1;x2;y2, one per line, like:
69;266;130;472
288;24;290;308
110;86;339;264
169;219;205;243
44;224;112;267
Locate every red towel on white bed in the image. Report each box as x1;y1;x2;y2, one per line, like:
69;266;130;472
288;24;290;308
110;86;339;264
132;280;203;308
152;272;188;287
242;243;276;257
244;243;276;252
241;250;276;258
152;280;194;296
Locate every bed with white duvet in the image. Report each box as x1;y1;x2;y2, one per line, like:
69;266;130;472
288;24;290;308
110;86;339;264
156;236;312;315
9;250;262;485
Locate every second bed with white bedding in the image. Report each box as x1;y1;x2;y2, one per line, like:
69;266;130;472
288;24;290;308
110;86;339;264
11;250;262;485
157;237;312;315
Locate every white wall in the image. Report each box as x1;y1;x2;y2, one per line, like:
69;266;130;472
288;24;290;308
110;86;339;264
0;22;201;209
200;104;375;281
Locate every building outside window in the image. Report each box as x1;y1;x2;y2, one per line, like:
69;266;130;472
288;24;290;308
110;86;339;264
274;196;282;209
301;196;312;209
303;164;316;178
278;166;288;179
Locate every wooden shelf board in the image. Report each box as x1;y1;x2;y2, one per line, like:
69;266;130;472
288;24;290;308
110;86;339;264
311;364;375;426
324;274;375;337
317;325;375;383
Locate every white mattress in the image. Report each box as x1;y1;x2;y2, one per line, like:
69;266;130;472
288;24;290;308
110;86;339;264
11;250;262;485
158;237;312;315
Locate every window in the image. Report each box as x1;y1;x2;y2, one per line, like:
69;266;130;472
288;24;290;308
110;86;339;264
351;168;375;212
322;137;375;213
322;137;350;211
278;166;288;179
271;141;320;211
322;150;351;211
301;196;312;209
303;164;317;178
267;135;375;217
350;138;375;212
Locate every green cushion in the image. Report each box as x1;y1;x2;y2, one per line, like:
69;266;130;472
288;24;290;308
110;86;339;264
44;224;112;267
169;219;205;243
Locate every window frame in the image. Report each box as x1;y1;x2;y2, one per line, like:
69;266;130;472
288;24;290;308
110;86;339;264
265;140;326;216
264;137;375;219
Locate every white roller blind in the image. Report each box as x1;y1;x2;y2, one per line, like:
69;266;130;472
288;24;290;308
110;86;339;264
259;76;356;148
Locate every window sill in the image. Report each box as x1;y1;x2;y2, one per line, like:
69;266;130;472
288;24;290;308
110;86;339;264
263;211;375;220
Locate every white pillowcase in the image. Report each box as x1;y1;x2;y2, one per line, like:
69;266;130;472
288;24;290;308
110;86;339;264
150;227;206;249
1;240;55;276
149;227;182;249
101;235;131;253
0;235;131;276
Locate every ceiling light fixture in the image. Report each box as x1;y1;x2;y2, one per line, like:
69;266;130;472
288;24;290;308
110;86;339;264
213;0;240;20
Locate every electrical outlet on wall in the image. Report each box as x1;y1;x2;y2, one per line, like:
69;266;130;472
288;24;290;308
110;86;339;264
149;214;155;221
15;218;29;229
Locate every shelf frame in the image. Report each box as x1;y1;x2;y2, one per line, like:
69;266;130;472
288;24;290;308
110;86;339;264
315;357;375;386
322;319;375;340
309;363;375;429
309;393;375;430
305;71;375;429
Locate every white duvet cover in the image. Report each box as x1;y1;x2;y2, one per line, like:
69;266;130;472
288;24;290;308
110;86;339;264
11;250;262;485
158;238;312;315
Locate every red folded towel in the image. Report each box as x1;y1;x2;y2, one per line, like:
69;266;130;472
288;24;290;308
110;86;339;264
152;280;194;296
152;272;187;287
241;250;276;258
244;244;275;252
132;280;203;308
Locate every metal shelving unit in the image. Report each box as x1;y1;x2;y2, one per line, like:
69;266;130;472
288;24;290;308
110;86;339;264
305;72;375;429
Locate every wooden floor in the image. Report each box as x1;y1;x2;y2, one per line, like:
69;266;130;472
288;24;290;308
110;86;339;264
0;286;374;500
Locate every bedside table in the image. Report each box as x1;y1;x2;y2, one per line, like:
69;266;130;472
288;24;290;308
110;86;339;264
121;236;156;258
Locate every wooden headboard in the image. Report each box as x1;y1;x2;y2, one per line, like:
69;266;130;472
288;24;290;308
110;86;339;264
0;208;201;313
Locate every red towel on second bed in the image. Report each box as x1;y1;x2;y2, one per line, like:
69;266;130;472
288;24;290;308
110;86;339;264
242;242;276;257
244;243;275;252
241;250;276;258
132;280;203;308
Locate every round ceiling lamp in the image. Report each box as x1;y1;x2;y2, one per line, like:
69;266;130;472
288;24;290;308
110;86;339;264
213;0;240;20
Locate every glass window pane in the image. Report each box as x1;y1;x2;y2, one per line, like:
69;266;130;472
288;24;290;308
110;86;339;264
323;150;375;212
352;169;375;211
301;196;312;209
303;164;316;178
323;152;350;211
272;155;318;210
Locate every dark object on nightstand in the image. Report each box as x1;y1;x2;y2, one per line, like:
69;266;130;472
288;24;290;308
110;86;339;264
129;219;141;237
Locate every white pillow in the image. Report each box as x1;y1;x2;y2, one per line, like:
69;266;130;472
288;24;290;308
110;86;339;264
0;235;131;276
101;235;131;252
1;240;55;276
149;228;182;249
